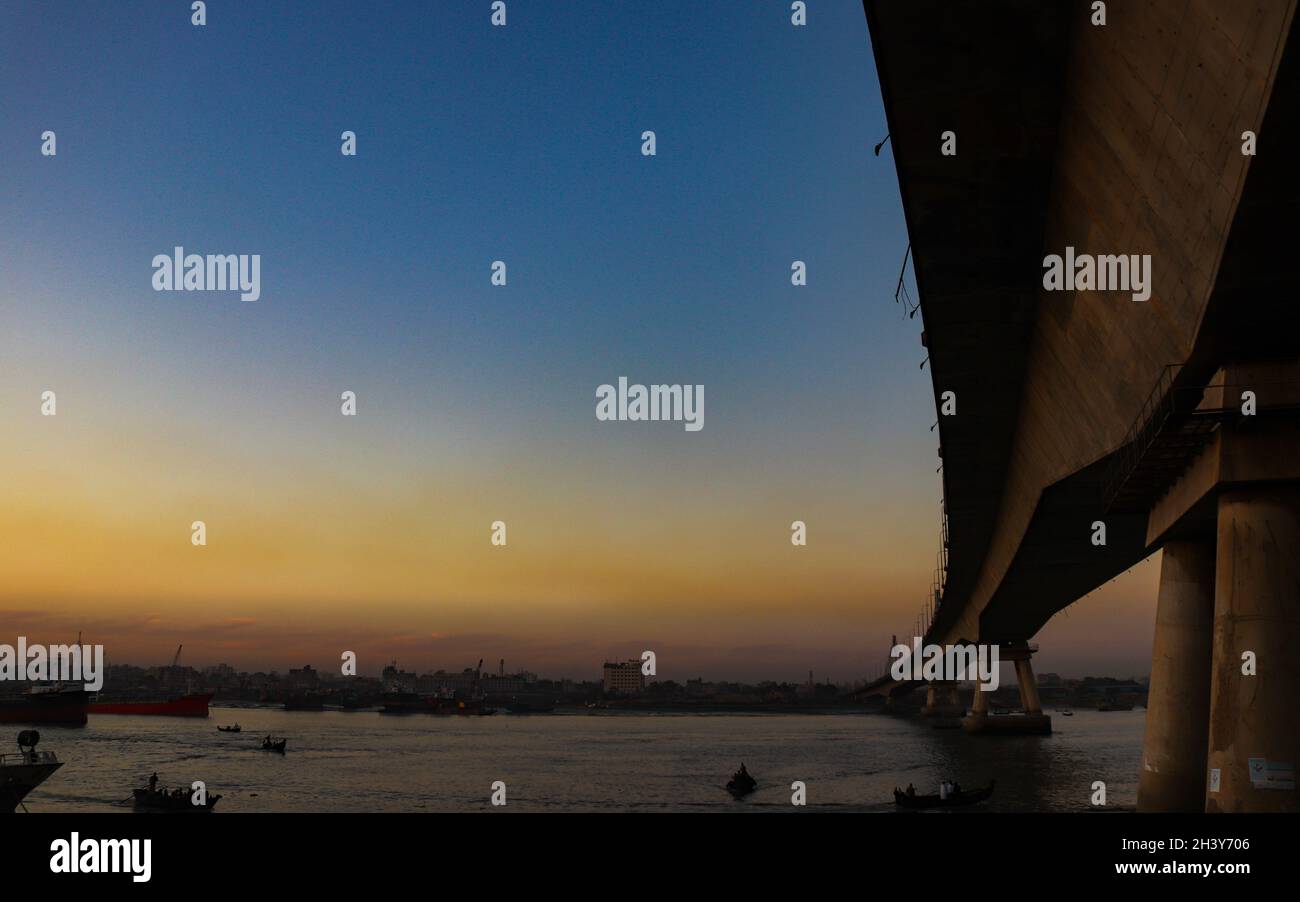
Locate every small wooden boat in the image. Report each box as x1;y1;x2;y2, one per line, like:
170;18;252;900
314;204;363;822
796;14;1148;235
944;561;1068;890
726;764;757;798
260;737;287;753
133;787;221;812
217;724;241;733
894;780;995;810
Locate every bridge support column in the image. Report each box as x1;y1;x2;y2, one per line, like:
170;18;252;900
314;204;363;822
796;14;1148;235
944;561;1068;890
1206;485;1300;813
921;681;964;720
1138;540;1215;812
1014;657;1042;715
963;646;1050;734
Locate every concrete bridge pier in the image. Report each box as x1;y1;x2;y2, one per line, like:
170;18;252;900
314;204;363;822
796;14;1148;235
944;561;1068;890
1014;656;1042;716
1206;484;1300;813
1138;540;1215;812
1144;382;1300;812
920;680;965;720
962;646;1051;735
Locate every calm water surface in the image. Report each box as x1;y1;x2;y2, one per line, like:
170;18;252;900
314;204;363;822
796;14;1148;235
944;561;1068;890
23;708;1145;812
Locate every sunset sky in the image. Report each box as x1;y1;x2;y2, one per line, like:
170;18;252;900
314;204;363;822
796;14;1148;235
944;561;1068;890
0;1;1159;682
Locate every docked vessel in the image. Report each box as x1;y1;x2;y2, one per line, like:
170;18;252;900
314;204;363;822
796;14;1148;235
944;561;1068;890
379;691;497;715
1;731;63;812
88;645;211;717
283;692;328;711
379;658;497;715
87;692;212;718
0;686;90;726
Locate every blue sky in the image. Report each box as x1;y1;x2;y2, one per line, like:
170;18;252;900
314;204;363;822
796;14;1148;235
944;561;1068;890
0;1;1157;680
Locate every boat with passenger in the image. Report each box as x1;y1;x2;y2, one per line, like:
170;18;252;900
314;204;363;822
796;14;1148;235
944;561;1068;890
133;774;220;812
726;763;757;798
894;779;995;809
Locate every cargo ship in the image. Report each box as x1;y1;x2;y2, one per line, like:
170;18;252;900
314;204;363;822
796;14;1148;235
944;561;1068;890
85;643;213;716
87;692;212;718
0;686;90;726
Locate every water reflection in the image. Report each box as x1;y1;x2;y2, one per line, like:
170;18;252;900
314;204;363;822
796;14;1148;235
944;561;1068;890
21;708;1144;812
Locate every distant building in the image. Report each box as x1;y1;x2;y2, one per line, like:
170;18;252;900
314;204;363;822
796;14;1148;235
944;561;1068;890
157;664;199;691
796;670;816;699
421;669;479;694
603;660;645;695
203;663;238;687
287;665;320;690
685;678;714;697
481;672;535;694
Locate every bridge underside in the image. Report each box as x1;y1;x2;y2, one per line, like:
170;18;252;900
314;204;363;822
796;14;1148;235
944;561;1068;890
867;0;1300;644
864;0;1300;811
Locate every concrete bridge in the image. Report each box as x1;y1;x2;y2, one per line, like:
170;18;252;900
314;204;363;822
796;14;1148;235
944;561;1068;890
860;0;1299;812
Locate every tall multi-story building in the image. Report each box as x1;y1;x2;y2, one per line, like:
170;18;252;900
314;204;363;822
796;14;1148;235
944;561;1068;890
602;660;645;695
287;665;320;690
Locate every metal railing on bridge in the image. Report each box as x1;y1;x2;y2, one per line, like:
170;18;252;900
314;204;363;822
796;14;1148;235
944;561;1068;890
1102;360;1300;514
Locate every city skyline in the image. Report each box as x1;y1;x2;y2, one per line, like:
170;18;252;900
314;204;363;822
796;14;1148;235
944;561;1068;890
4;552;1159;685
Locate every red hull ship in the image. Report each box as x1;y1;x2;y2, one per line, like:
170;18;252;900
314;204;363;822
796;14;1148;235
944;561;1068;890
87;692;213;718
0;689;90;725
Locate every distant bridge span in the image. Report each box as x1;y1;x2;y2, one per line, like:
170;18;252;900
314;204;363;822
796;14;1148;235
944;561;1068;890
860;0;1300;813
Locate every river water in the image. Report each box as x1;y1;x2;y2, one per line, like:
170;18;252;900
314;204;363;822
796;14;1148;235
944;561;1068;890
21;707;1145;812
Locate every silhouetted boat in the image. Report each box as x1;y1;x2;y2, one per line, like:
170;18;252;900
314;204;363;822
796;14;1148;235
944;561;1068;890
726;764;757;797
0;686;90;726
894;780;995;809
260;737;287;753
1;731;63;812
217;724;241;733
133;786;221;812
